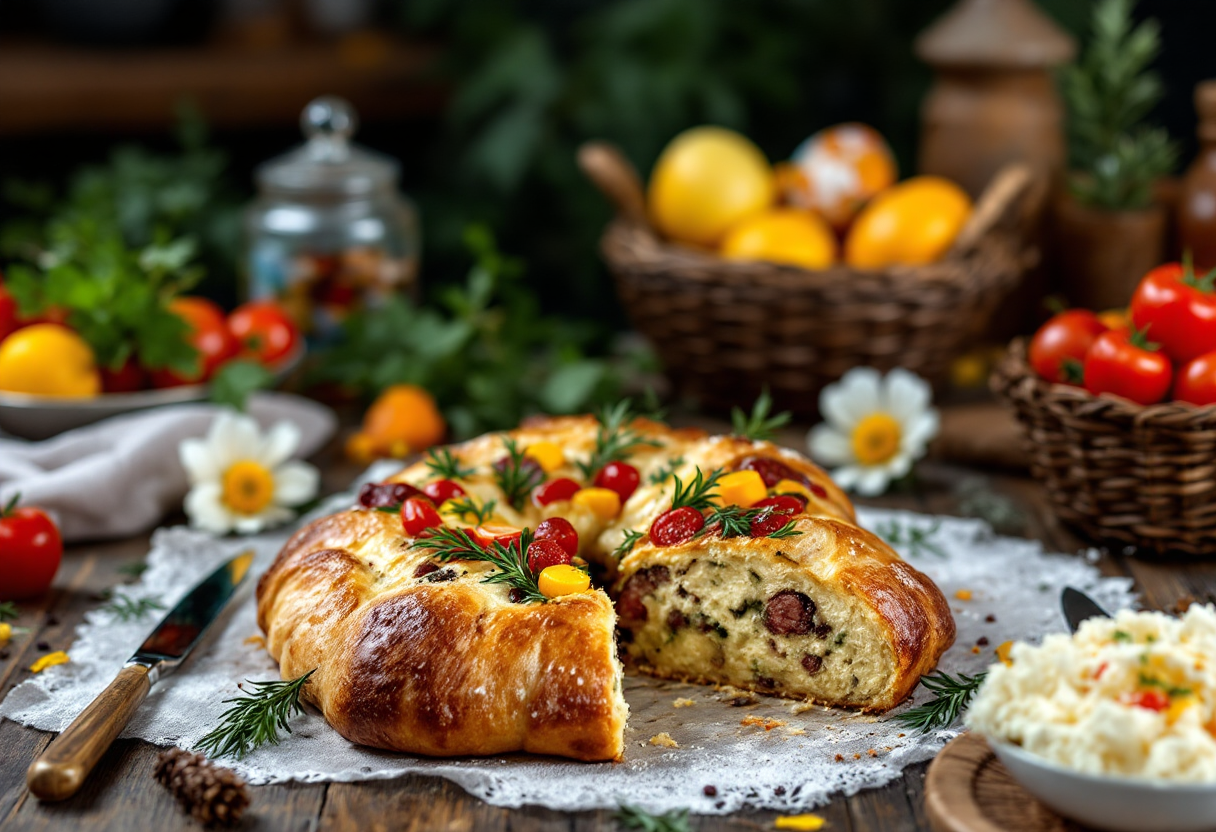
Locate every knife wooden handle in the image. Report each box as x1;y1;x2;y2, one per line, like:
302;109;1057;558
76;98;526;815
27;663;152;801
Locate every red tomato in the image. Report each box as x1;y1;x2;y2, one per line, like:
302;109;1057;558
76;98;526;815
532;477;581;507
0;497;63;600
534;517;579;557
1175;350;1216;405
227;301;301;367
594;461;640;503
1028;310;1108;384
472;523;523;550
1083;328;1172;406
423;479;466;503
401;497;442;536
1130;261;1216;363
649;506;705;546
526;538;572;574
1126;689;1170;712
150;297;238;387
752;494;807;514
100;358;146;393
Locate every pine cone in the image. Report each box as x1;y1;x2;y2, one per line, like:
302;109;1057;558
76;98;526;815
154;748;250;827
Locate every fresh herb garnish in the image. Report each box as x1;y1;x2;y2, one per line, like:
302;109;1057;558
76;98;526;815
101;595;166;622
577;399;662;479
730;387;791;442
441;497;497;525
613;529;645;560
1113;630;1133;642
892;670;987;734
669;468;724;512
412;526;546;603
493;437;545;510
1138;673;1192;697
425;447;474;481
197;669;316;759
874;519;946;558
116;562;150;579
209;359;275;412
698;505;761;539
766;519;802;539
648;455;684;486
615;804;690;832
0;601;18;623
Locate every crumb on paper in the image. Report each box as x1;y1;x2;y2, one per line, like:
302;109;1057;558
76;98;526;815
649;732;679;749
867;748;878;757
955;589;973;601
971;646;981;654
716;685;759;706
29;651;69;673
834;753;844;762
244;635;266;648
673;697;696;708
791;701;819;714
786;727;806;735
741;715;786;731
853;753;861;760
775;814;826;831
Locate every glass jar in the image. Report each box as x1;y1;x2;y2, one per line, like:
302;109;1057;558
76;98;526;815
244;96;419;342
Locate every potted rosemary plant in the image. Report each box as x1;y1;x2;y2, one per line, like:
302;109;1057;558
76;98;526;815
1053;0;1177;311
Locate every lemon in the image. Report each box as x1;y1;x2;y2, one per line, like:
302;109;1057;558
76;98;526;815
844;176;972;269
720;209;837;269
648;126;775;247
0;324;101;398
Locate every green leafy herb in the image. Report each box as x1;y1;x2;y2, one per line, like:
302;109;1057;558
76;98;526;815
197;669;316;759
698;505;760;539
766;520;802;539
730;387;791;442
425;447;475;481
412;526;546;603
1113;630;1133;642
101;595;166;622
1138;673;1192;697
648;456;684;486
834;631;848;646
874;519;946;558
116;562;150;579
669;468;724;512
615;804;690;832
494;437;546;510
577;399;663;479
613;529;645;559
441;497;497;525
892;670;987;734
209;360;275;412
0;601;18;623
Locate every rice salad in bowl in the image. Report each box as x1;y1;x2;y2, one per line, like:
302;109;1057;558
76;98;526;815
966;605;1216;782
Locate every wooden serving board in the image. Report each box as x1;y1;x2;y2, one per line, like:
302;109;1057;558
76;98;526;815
925;733;1092;832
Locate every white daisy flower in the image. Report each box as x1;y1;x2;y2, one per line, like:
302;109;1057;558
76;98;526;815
806;367;939;497
179;411;319;535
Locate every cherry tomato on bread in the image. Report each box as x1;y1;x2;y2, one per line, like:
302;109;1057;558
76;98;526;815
1130;260;1216;363
1083;327;1172;406
1028;310;1107;385
0;495;63;600
227;301;300;367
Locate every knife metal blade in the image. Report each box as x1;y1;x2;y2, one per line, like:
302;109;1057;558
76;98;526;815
1061;586;1111;633
27;550;254;802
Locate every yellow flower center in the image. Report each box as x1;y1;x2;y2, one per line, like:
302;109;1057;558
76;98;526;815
221;460;276;515
850;413;902;466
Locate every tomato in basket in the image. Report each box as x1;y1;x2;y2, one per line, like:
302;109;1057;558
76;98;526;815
1129;261;1216;364
1083;327;1172;406
1028;310;1107;385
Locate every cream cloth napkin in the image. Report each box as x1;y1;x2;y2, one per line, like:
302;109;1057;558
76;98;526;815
0;392;337;542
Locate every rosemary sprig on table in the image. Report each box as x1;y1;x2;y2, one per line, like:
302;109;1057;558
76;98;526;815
892;670;987;734
425;447;474;481
615;804;690;832
197;669;316;759
493;437;545;510
648;455;684;486
102;595;166;622
577;400;662;479
730;387;791;442
874;519;946;558
116;562;150;579
412;526;546;603
0;601;18;623
613;529;645;560
669;468;724;512
441;497;497;525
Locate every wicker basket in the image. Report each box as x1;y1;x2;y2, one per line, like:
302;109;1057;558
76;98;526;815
579;142;1040;416
993;338;1216;556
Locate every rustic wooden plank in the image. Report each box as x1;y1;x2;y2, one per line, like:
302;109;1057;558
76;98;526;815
0;721;50;825
320;775;509;832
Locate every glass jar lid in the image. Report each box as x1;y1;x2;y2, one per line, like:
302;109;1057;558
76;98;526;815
255;96;400;197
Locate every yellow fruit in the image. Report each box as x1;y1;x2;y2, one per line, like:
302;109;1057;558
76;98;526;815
571;487;622;520
538;564;592;598
772;479;816;503
720;209;836;269
525;441;565;473
844;176;973;268
648;126;775;247
0;324;100;398
361;384;446;456
712;470;768;509
779;123;897;230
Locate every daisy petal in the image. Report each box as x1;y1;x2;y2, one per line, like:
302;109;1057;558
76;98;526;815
821;367;882;431
830;465;864;492
211;412;262;466
903;410;940;454
807;424;854;466
883;368;932;423
179;438;219;484
234;506;293;535
854;466;892;497
274;461;319;506
886;451;913;480
184;483;233;535
258;421;302;469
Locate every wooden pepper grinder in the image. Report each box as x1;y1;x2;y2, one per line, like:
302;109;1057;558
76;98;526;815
916;0;1075;198
1178;81;1216;272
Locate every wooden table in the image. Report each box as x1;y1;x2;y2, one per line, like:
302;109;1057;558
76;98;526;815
1;427;1210;832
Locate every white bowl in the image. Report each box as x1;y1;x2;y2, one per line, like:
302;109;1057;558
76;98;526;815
991;738;1216;832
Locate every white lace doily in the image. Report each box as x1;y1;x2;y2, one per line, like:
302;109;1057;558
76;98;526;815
0;470;1134;815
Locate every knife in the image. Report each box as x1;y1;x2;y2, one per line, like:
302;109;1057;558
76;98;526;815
27;550;254;802
1061;586;1111;633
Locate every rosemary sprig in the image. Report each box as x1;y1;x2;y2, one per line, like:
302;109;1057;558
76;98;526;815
116;562;149;578
892;670;987;734
493;437;545;510
412;526;546;603
698;505;761;539
731;387;791;442
197;669;316;759
0;601;18;623
425;447;474;481
648;455;684;486
102;595;166;622
615;804;690;832
767;519;803;539
441;497;497;525
669;468;724;512
874;519;946;558
613;529;645;559
576;399;662;479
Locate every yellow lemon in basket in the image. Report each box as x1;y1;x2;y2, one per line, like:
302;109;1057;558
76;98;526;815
0;323;101;398
844;176;972;269
720;209;836;269
648;126;775;247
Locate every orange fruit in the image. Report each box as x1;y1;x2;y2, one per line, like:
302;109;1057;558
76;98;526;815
779;123;897;230
720;209;836;269
844;176;972;269
0;323;101;398
359;384;446;457
648;127;775;247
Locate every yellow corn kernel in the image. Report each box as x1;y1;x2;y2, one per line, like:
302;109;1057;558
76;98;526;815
525;441;565;473
538;564;591;598
0;622;10;646
1167;695;1197;725
713;470;767;508
955;589;973;601
996;640;1014;666
775;815;827;831
30;651;69;673
572;487;621;519
773;479;815;502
